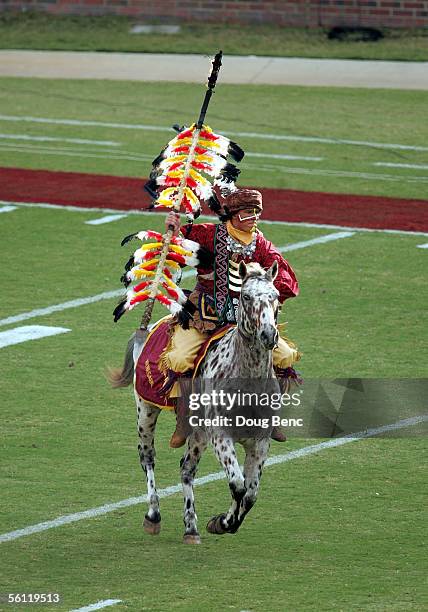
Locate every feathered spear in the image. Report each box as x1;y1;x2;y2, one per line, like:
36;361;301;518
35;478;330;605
113;51;245;343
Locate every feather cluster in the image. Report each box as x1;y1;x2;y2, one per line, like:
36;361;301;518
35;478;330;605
145;123;244;221
113;230;211;322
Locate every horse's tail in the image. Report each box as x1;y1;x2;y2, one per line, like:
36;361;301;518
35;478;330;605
107;332;136;388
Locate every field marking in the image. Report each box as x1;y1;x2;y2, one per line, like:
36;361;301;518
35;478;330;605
0;290;123;328
280;231;354;251
3;201;428;237
245;161;428;184
3;141;426;184
0;325;71;348
417;243;428;249
0;204;16;213
0;133;120;146
85;214;128;225
245;152;323;162
0;232;352;328
0;415;425;544
70;600;122;612
0;142;322;164
0;114;426;152
0;143;151;163
374;162;428;171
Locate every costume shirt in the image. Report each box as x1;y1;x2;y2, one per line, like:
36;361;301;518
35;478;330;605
182;223;299;321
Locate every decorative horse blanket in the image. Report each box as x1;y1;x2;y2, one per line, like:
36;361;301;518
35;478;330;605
135;318;233;410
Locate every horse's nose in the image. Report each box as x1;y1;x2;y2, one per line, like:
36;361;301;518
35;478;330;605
260;327;277;350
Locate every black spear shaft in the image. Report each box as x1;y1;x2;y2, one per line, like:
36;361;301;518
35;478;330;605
196;50;223;129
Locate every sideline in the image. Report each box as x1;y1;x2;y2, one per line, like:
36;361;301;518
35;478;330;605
0;415;426;544
0;231;354;328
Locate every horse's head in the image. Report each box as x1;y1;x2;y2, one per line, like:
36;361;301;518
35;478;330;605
237;261;280;350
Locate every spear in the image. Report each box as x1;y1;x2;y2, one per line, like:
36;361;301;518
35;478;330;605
135;51;223;345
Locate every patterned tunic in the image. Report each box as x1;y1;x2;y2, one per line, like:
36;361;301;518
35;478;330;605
181;222;299;331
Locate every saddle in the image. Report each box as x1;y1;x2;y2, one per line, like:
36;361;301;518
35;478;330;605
135;318;233;410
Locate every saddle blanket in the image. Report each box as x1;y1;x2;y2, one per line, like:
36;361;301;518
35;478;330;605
135;317;234;410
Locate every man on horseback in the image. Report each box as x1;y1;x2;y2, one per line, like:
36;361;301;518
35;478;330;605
163;187;301;447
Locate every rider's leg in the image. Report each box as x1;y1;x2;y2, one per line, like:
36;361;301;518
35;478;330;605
271;337;302;442
165;325;208;448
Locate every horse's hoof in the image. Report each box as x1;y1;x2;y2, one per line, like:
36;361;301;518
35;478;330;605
183;533;201;545
206;514;227;535
143;517;161;535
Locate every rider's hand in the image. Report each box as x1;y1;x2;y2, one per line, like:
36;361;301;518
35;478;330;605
166;211;181;236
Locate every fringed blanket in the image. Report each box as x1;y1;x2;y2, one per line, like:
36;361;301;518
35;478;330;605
135;318;234;410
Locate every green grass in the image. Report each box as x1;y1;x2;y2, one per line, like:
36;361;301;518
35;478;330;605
1;12;428;61
0;206;426;610
1;77;428;200
0;199;427;610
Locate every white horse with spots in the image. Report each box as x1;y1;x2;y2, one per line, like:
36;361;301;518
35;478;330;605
110;261;280;543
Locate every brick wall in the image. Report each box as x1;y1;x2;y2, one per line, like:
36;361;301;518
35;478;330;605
2;0;428;28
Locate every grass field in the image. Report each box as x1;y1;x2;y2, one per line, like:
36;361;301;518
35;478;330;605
1;12;428;61
0;73;427;611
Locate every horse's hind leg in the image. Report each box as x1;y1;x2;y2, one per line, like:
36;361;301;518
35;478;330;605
180;431;207;544
206;435;246;535
135;395;162;535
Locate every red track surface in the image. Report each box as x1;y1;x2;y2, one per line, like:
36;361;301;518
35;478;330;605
1;167;426;232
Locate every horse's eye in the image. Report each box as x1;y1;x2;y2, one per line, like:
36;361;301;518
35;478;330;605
243;294;251;301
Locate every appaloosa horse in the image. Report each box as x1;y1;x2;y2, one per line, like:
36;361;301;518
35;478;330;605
110;260;280;544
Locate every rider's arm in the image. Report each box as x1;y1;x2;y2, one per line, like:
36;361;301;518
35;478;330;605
257;235;299;302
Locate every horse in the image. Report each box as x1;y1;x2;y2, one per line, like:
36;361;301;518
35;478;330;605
109;260;280;544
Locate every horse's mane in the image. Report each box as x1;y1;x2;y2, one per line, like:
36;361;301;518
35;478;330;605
243;262;265;278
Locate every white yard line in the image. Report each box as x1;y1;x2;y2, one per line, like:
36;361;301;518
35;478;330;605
3;141;425;184
245;152;323;162
3;200;427;237
0;133;120;146
245;161;428;184
0;290;123;328
70;600;122;612
0;114;426;152
0;205;16;213
0;325;70;348
0;415;425;544
0;143;151;163
0;142;320;163
280;231;354;251
85;214;128;225
0;232;352;328
374;162;428;171
417;243;428;249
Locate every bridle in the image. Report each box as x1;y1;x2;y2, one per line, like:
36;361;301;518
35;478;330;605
237;277;279;349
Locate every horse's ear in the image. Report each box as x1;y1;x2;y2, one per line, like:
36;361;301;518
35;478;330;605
239;261;247;280
266;260;279;282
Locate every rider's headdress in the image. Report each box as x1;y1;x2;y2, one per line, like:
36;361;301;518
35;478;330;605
208;188;263;221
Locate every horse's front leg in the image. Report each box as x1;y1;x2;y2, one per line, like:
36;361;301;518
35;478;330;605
180;431;207;544
234;437;270;530
206;435;246;535
135;395;162;535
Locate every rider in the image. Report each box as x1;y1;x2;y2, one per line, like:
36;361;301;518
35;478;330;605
164;188;301;447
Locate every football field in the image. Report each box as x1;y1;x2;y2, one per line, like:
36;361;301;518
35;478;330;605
0;76;427;611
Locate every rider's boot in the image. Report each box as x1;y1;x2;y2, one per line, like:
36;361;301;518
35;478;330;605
271;366;303;443
169;397;191;448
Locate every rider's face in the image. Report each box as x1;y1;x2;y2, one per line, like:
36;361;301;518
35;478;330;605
231;208;260;233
